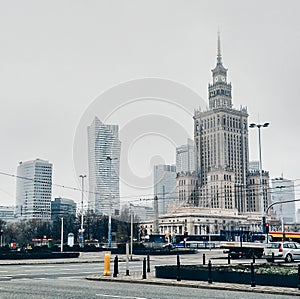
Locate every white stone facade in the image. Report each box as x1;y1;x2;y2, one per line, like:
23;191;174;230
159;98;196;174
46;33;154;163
140;206;263;236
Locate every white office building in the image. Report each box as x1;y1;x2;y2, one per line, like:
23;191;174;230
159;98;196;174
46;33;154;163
153;164;176;216
87;116;121;216
15;159;52;220
176;138;195;174
271;177;296;223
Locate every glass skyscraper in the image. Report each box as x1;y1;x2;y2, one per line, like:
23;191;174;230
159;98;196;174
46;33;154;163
153;164;176;216
87;116;121;216
176;138;195;174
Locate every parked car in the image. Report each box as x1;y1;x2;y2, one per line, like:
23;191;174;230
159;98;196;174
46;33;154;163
263;241;300;262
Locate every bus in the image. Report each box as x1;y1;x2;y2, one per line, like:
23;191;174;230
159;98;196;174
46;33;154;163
268;231;300;243
171;234;226;249
220;230;266;243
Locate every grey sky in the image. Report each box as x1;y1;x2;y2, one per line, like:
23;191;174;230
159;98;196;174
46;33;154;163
0;1;299;207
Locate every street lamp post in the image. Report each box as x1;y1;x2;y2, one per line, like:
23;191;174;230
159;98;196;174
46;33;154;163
106;156;117;248
249;122;269;233
0;229;3;247
130;203;133;260
79;174;86;247
61;217;64;253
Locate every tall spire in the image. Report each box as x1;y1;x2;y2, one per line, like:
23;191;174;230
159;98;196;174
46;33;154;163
209;32;232;109
217;31;222;64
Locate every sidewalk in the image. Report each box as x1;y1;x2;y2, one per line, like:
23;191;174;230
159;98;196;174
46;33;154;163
0;251;105;265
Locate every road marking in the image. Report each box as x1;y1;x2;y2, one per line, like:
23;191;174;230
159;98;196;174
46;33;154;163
0;276;12;280
96;295;146;299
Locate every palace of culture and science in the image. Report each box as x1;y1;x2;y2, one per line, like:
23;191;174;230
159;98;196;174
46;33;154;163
194;33;249;214
142;35;277;236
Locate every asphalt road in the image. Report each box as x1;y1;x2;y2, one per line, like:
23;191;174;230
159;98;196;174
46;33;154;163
0;251;298;298
0;251;268;282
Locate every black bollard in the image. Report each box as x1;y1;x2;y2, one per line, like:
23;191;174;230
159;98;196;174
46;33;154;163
203;253;206;265
147;254;150;273
227;254;231;264
250;262;256;287
176;254;181;281
113;255;118;277
271;252;275;263
252;254;255;264
298;264;300;290
208;260;212;284
142;257;146;279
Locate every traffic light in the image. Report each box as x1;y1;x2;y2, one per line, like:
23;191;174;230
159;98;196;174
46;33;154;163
265;223;270;234
262;216;266;233
184;231;188;237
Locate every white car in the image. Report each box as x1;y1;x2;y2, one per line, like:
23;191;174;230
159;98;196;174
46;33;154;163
263;241;300;262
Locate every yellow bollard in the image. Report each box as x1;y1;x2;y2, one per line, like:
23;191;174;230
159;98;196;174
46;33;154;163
103;252;111;276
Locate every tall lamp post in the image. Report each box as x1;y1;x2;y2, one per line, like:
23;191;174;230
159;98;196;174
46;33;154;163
107;156;117;248
79;174;86;247
249;122;269;233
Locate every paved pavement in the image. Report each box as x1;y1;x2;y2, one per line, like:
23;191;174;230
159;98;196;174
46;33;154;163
0;251;300;297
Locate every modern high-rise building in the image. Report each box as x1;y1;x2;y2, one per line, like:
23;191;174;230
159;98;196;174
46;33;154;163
176;138;195;173
87;116;121;216
194;33;249;213
15;159;52;220
153;164;176;216
271;177;296;223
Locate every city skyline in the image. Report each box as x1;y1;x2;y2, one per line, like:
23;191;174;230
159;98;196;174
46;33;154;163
0;1;300;211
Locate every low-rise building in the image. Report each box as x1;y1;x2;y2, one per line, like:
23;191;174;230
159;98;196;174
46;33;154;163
0;206;15;221
51;197;76;220
140;206;265;236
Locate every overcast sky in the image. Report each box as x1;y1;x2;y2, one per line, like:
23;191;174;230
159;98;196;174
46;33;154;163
0;1;300;209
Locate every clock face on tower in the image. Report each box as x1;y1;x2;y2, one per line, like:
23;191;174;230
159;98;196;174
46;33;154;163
215;77;218;82
221;76;225;81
